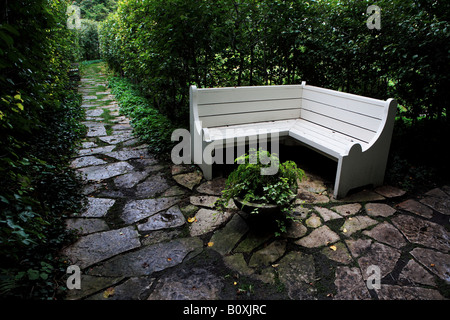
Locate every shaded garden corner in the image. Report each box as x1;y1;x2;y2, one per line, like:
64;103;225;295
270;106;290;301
62;62;449;300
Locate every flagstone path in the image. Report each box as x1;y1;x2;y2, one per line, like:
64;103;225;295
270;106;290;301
62;65;449;300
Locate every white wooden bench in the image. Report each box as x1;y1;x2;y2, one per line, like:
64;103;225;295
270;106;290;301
190;82;397;199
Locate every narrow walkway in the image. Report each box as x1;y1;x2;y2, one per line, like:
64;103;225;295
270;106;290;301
63;63;449;300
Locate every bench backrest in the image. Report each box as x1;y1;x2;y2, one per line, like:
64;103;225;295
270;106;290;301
192;85;302;128
301;85;387;144
191;83;389;145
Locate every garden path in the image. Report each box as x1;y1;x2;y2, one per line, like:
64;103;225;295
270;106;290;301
62;65;449;300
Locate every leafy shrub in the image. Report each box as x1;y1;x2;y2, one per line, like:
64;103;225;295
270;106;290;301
0;0;86;299
78;19;100;61
217;150;305;235
219;150;304;208
99;0;449;125
108;76;177;154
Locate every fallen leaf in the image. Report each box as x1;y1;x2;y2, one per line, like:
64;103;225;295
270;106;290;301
207;242;214;247
187;217;196;223
430;263;435;267
103;287;115;299
329;245;337;251
272;264;279;268
167;258;172;262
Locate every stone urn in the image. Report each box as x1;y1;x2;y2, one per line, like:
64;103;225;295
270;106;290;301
234;195;296;232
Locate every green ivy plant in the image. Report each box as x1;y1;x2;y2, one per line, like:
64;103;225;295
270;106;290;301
217;149;305;235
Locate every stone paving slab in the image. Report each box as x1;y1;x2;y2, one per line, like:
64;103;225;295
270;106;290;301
147;266;224;300
334;267;371;300
66;218;109;235
331;203;362;216
376;285;444;300
374;185;406;198
121;197;181;224
420;194;450;215
88;277;155;300
357;242;401;280
321;242;352;265
78;161;134;181
137;205;186;232
277;251;316;300
314;206;342;222
295;225;340;248
66;275;125;300
80;197;116;218
86;123;107;137
392;214;450;252
340;215;378;236
98;132;134;145
410;248;450;283
63;226;141;269
399;259;436;286
85;109;104;117
365;203;397;217
209;214;248;255
70;156;107;169
396;199;434;218
106;148;152;161
249;240;286;267
189;209;232;237
362;221;407;249
88;237;203;277
77;145;116;157
135;173;171;198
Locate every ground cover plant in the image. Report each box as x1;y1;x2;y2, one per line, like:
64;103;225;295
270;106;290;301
107;75;177;154
0;0;86;299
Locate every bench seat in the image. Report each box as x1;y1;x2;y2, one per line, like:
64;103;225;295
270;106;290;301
289;119;370;160
205;119;295;143
189;82;397;199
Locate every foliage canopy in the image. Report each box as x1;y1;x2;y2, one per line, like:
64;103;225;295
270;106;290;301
99;0;449;126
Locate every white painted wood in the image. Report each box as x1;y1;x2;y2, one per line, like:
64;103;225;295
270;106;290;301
300;109;376;143
189;83;397;199
197;85;302;105
302;85;385;119
207;120;295;142
293;119;369;149
200;108;301;128
301;99;381;132
198;98;301;117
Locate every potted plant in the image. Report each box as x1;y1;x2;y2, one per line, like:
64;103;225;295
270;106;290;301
216;149;305;234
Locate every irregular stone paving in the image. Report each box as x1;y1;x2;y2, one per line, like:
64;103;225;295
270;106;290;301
62;66;449;300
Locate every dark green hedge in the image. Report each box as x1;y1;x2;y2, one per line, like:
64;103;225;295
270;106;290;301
0;0;86;299
99;0;449;126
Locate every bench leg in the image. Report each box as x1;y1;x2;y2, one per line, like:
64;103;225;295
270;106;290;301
199;162;213;180
334;143;387;199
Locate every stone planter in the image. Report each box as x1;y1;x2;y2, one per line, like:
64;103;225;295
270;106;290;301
234;195;296;233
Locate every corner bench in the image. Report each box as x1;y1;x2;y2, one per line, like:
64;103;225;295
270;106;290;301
190;82;397;199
